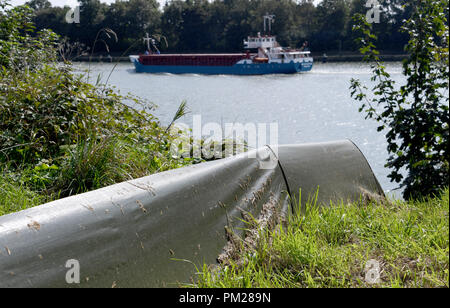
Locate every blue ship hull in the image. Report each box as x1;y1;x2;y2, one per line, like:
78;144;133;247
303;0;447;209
131;58;313;75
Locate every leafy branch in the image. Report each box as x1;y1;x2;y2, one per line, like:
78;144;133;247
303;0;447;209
349;1;449;199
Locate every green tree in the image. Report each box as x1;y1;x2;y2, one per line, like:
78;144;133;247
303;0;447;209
103;0;161;52
18;0;419;54
160;0;186;51
32;5;72;41
350;0;449;199
314;0;350;52
220;0;253;52
26;0;51;10
74;0;108;48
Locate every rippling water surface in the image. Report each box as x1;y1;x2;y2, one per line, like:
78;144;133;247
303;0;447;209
75;61;406;195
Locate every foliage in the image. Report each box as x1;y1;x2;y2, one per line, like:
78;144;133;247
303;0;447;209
195;188;449;288
0;0;193;214
1;64;79;164
0;171;49;216
25;0;413;54
350;0;449;199
0;3;59;69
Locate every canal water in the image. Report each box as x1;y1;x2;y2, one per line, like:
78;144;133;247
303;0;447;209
75;61;406;196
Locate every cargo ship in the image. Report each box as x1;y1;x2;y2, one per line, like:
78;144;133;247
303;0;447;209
130;15;313;75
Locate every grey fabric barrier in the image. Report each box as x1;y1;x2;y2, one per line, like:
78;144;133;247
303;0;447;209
273;140;384;208
0;140;384;288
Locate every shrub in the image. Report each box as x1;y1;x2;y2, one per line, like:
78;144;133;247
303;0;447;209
350;0;449;199
0;0;192;207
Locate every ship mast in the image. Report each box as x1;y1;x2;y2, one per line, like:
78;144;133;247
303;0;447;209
143;33;151;51
263;14;275;35
143;33;160;54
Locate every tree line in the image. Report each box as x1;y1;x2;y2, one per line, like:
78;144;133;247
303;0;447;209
26;0;413;54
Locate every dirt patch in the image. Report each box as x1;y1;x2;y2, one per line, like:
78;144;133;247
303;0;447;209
27;220;41;231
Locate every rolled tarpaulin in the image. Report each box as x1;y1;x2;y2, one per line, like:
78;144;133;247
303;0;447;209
0;140;384;288
273;140;385;208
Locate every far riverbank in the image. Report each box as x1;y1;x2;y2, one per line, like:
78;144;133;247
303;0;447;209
72;53;408;63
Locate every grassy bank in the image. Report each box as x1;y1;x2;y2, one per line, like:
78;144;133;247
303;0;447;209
0;174;48;216
0;4;197;217
195;189;449;288
0;133;192;217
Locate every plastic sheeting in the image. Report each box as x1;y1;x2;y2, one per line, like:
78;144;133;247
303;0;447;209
0;140;384;288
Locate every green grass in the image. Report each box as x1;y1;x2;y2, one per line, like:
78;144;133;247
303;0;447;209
0;136;192;216
195;189;449;288
0;173;49;216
